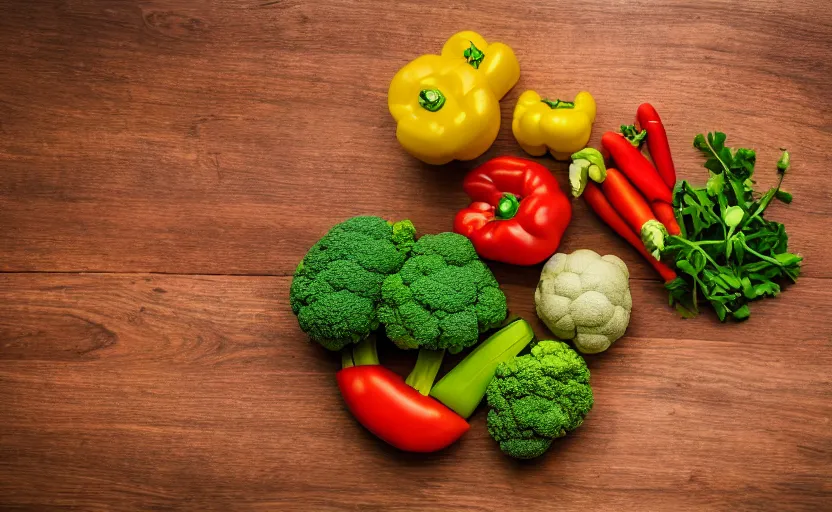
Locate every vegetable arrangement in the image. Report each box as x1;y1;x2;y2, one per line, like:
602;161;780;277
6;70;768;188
291;31;803;460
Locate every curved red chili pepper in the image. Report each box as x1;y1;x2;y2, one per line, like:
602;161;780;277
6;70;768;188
584;182;677;283
602;131;673;204
337;365;470;453
454;156;571;266
636;103;676;189
652;201;682;236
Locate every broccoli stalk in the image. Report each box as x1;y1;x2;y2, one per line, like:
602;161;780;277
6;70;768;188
342;320;536;420
430;318;534;417
405;349;446;395
341;337;380;368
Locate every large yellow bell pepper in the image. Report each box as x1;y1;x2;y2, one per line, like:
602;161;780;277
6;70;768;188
512;90;597;160
388;32;520;165
440;31;520;101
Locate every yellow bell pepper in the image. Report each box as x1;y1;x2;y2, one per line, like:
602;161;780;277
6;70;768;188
512;90;597;160
440;31;520;101
388;32;520;165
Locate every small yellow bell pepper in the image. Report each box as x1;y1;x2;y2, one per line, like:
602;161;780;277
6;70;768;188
388;32;520;165
512;90;597;160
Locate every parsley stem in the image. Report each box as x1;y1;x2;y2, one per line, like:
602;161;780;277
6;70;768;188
703;136;730;174
739;171;786;231
741;241;784;267
670;236;723;268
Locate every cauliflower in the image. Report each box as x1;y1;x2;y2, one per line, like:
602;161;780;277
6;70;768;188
535;249;631;354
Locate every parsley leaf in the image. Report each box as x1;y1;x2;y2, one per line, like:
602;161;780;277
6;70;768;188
665;133;800;321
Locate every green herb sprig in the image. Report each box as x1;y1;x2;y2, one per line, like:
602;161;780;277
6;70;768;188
664;132;801;321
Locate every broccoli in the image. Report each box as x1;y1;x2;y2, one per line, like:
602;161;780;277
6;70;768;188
378;232;507;353
376;232;507;394
486;340;594;459
290;216;416;351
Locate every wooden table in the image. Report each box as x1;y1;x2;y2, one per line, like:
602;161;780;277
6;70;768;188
1;1;830;510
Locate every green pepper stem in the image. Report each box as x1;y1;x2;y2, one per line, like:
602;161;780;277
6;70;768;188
352;336;379;366
541;98;575;109
418;89;446;112
620;124;647;146
495;193;521;220
405;349;445;396
463;41;485;69
640;220;668;260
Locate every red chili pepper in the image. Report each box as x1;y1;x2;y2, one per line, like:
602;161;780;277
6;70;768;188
454;156;571;266
600;168;668;260
602;131;673;204
584;182;677;282
636;103;676;189
337;365;470;452
652;201;682;236
602;169;659;234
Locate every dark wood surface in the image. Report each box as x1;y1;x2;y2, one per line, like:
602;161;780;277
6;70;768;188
1;1;830;510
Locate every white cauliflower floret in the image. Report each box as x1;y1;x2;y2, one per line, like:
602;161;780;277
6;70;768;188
535;249;632;354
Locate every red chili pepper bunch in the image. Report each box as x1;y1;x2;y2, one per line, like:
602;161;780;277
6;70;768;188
583;103;680;282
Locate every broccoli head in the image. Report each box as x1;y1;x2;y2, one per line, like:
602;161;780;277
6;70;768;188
486;340;593;459
290;216;416;351
377;232;507;354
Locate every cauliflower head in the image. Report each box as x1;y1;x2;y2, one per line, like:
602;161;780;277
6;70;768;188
486;340;593;459
377;232;507;354
535;249;631;354
290;216;416;351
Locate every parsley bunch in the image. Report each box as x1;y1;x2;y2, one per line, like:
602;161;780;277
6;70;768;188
664;132;801;321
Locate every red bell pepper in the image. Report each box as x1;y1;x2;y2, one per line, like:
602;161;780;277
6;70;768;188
337;365;470;453
584;182;677;283
602;131;673;204
636;103;676;189
337;320;534;453
454;156;572;266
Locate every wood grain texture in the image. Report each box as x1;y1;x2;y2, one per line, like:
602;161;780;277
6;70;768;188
1;274;830;512
0;0;830;510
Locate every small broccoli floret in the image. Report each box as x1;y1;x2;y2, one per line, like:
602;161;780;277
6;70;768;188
377;232;507;354
486;340;593;459
290;216;416;351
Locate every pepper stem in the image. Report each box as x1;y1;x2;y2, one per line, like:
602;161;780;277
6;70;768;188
352;336;379;366
405;349;445;396
495;193;521;220
418;89;446;112
541;98;575;109
641;220;668;260
621;124;647;146
463;41;485;69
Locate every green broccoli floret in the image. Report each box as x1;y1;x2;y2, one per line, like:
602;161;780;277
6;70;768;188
290;216;416;351
486;340;594;459
377;232;507;354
